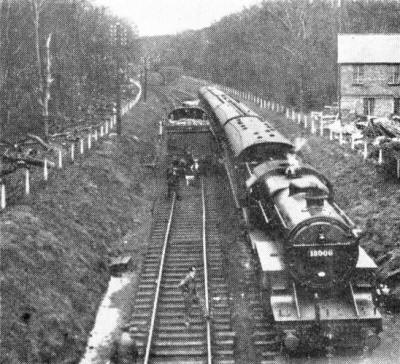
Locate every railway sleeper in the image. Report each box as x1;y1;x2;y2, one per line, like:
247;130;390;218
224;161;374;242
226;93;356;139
150;348;207;357
149;359;209;364
260;350;279;360
156;332;205;339
252;330;277;340
254;339;280;351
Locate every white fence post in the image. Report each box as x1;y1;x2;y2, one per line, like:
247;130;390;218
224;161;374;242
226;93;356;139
1;184;5;209
297;113;301;124
88;134;92;150
378;149;383;165
329;128;333;141
100;126;104;137
58;149;63;169
94;130;98;142
304;115;308;129
71;143;75;162
80;139;84;155
105;121;109;135
159;120;163;137
320;120;324;136
339;128;343;145
351;135;355;150
363;141;368;160
25;168;30;195
44;158;48;181
397;159;400;179
311;118;315;134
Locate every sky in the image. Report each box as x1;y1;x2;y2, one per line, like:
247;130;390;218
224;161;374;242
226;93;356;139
90;0;263;37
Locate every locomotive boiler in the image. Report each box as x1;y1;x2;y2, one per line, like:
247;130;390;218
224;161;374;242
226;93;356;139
199;86;382;354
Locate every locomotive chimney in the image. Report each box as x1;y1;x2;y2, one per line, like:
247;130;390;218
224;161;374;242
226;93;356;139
285;152;300;178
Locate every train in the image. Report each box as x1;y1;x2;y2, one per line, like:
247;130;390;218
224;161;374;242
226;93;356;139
198;86;382;355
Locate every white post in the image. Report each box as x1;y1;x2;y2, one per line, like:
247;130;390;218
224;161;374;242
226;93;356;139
267;101;270;109
304;115;308;129
87;134;92;150
100;126;104;137
297;113;301;124
339;128;343;145
25;168;30;195
311;118;315;134
105;121;109;135
320;120;324;136
80;139;84;154
329;128;333;141
363;141;368;160
378;149;383;165
71;143;75;161
292;109;296;122
94;130;98;142
44;158;48;181
397;159;400;179
1;184;5;209
159;120;163;136
286;109;289;119
58;149;63;169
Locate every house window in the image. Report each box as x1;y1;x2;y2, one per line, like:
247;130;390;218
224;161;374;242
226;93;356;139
353;65;364;85
389;65;400;85
363;98;375;116
394;98;400;115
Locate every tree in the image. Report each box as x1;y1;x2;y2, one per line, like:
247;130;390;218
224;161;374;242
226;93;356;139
30;0;52;140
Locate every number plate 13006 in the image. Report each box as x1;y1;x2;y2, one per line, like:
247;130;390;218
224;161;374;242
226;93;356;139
309;249;333;257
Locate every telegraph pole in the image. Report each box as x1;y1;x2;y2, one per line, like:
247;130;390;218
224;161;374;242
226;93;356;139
111;22;126;135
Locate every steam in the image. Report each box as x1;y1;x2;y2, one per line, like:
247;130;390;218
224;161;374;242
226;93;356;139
287;152;300;168
286;151;300;176
293;136;308;152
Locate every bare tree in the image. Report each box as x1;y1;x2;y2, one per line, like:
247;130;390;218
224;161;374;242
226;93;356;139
30;0;52;140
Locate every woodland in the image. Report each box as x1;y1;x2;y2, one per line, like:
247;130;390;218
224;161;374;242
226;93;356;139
0;0;139;141
147;0;400;111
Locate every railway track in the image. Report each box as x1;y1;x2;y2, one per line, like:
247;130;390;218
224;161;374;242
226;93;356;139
151;86;181;110
129;176;236;363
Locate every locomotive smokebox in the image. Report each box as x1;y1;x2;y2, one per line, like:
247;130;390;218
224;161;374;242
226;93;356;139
286;217;359;290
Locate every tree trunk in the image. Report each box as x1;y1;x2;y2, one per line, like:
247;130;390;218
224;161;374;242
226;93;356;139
30;0;52;141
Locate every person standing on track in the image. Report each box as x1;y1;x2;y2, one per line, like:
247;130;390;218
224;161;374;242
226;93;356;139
166;165;181;200
178;266;209;328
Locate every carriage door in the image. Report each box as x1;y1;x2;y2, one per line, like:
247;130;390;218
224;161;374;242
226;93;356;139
363;98;375;116
394;98;400;116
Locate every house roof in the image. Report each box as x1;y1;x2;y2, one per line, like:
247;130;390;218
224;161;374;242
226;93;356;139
338;34;400;63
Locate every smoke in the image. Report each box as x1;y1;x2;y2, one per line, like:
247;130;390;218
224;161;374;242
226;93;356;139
293;136;308;152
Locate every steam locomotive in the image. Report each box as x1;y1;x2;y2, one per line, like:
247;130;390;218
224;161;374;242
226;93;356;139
198;86;382;354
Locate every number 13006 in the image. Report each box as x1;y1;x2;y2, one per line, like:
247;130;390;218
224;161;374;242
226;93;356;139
309;249;333;257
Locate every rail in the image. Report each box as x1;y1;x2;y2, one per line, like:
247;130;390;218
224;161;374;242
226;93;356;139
201;178;212;364
143;193;176;363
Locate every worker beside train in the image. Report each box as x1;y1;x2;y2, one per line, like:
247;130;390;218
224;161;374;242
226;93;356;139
166;162;181;200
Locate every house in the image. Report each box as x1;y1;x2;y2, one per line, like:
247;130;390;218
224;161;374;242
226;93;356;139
338;34;400;118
